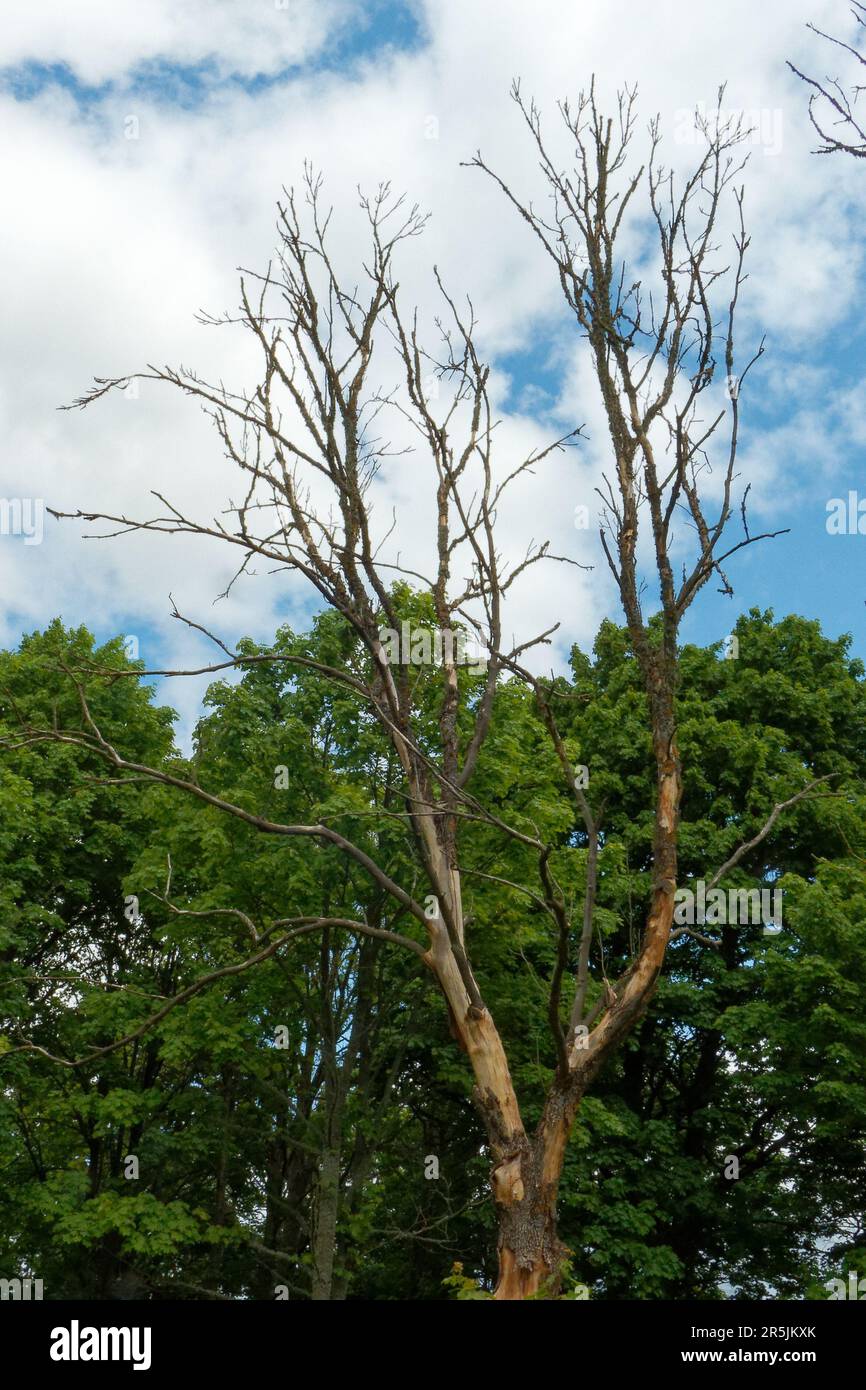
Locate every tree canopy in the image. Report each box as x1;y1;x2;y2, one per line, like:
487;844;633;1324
2;608;863;1299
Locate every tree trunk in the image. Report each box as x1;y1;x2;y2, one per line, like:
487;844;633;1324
310;1144;342;1301
490;1084;579;1300
431;703;681;1301
492;1151;564;1300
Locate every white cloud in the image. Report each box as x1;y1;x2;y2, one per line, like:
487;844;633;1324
0;0;357;84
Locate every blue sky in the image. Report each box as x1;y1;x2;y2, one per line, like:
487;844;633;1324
1;0;864;741
0;2;427;108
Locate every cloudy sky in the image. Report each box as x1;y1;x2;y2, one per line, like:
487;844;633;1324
1;0;864;738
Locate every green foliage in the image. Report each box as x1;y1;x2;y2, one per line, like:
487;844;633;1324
442;1262;494;1300
1;608;864;1299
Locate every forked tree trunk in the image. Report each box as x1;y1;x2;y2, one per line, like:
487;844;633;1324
424;699;681;1301
482;728;681;1300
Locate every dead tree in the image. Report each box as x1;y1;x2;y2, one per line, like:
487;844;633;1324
2;90;822;1299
